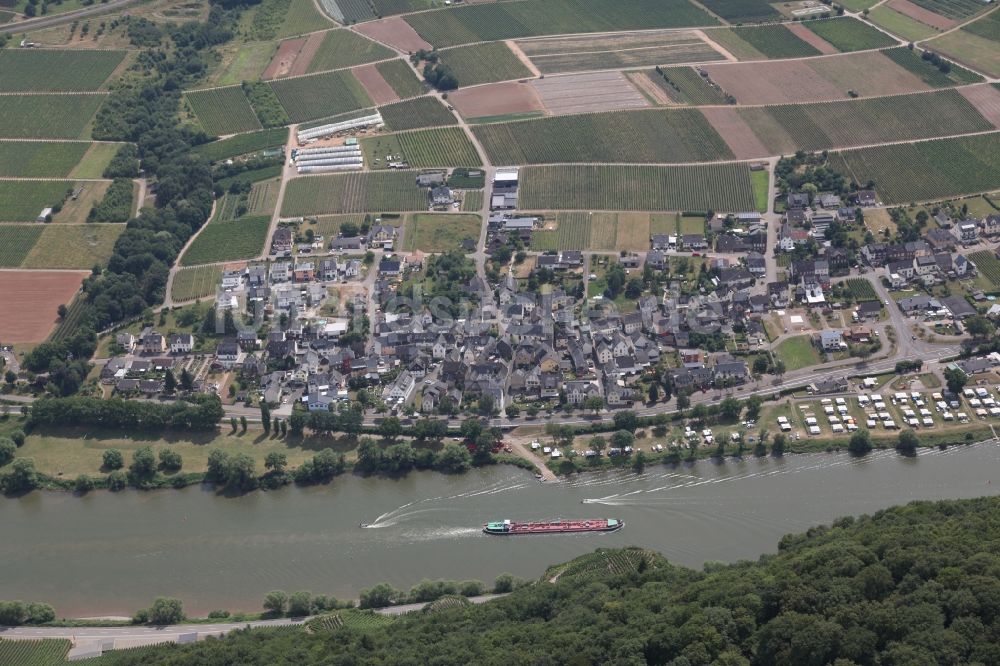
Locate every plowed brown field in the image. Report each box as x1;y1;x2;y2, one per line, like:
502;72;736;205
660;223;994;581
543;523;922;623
0;270;88;343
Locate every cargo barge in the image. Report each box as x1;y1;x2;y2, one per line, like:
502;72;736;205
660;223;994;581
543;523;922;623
482;518;623;535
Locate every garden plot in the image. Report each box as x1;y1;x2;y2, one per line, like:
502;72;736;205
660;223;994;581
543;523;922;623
515;30;729;74
448;81;545;120
530;72;649;115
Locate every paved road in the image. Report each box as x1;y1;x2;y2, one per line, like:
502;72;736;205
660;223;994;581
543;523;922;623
0;0;140;35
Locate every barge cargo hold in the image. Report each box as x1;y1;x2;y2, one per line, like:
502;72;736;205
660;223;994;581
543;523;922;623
483;518;623;535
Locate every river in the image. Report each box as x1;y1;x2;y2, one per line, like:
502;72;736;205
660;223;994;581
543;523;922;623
2;444;999;616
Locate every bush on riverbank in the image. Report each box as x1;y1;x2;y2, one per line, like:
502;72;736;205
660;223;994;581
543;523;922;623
0;600;55;625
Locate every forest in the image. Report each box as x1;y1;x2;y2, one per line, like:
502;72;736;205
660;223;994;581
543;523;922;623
80;495;1000;664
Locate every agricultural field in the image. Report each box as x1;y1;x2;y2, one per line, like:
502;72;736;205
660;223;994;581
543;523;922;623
643;66;730;105
845;278;879;301
0;94;105;139
751;169;769;213
516;30;726;74
205;40;278;88
697;0;780;22
0;270;89;343
248;177;280;216
720;25;821;59
802;17;896;52
531;71;649;115
281;171;429;215
194;127;288;162
402;213;481;251
737;89;992;154
472;108;732;165
185;86;262;136
518;164;756;212
376;59;427;99
269;69;372;123
438;42;534;86
403;0;718;49
530;212;592;251
69;142;125;178
0;140;89;177
0;225;43;267
21;224;123;269
0;639;70;665
461;190;484;211
306;29;394;73
868;5;940;41
181;215;271;266
379;96;456;131
906;0;985;20
881;47;983;87
275;0;337;37
968;251;1000;287
362;127;482;168
0;180;72;222
961;6;1000;41
828;131;1000;204
0;49;125;92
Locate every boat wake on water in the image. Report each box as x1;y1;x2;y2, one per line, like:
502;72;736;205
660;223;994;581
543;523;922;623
359;479;531;529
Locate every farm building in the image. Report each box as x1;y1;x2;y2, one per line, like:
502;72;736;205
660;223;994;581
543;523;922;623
491;167;519;210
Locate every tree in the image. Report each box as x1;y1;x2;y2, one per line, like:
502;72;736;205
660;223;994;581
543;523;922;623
677;393;691;410
4;370;15;385
719;397;742;422
163;369;176;393
752;357;769;376
287;591;312;617
265;452;287;473
261;402;271;433
610;430;634;449
848;429;873;456
613;411;639;433
589;436;606;455
74;474;94;493
774;359;786;379
206;449;230;483
272;416;280;434
230;416;238;432
103;448;124;470
772;433;786;457
897;430;919;456
129;446;157;479
584;396;604;414
226;453;257;491
944;367;967;396
280;420;287;437
745;395;764;421
9;430;23;447
262;590;287;615
966;315;995;340
240;415;248;433
379;416;403;441
633;450;646;473
159;448;182;472
148;597;184;625
505;403;520;419
0;438;15;467
179;368;194;392
648;382;659;404
436;443;472;474
359;583;401;609
106;470;127;491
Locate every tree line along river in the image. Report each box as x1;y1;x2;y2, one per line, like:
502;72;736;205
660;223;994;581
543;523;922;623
1;444;998;617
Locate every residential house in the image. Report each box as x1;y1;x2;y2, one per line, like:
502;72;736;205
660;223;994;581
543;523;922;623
942;295;976;319
168;333;193;355
981;214;1000;237
682;234;708;250
564;380;600;405
787;193;810;208
378;257;404;277
416;172;446;188
431;186;454;206
925;228;957;252
819;193;841;209
221;269;243;290
140;329;166;354
956;222;978;244
367;225;398;249
715;234;747;253
647;250;667;270
116;332;136;352
914;254;938;277
215;339;240;368
293;261;315;283
271;227;293;254
854;190;877;207
330;236;363;251
650;234;671;250
270;262;291;283
318;258;338;281
819;329;845;351
745;252;766;276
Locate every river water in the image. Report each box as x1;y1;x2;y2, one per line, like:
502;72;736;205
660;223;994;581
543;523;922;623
2;444;999;616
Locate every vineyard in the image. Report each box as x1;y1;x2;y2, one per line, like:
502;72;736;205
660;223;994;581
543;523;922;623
0;94;105;139
696;0;779;22
0;49;125;92
472;108;733;165
194;127;288;162
181;215;271;266
269;69;373;123
530;212;592;251
0;180;70;222
519;164;756;211
50;295;93;341
880;47;983;87
0;225;43;267
171;265;226;301
363;127;481;168
0;140;89;178
248;178;279;215
438;42;533;86
306;29;394;73
376;59;427;99
804;17;896;52
646;66;730;105
185;86;262;136
828;132;1000;204
724;24;820;59
380;97;457;131
461;190;484;211
548;547;661;581
738;89;992;154
908;0;984;19
969;251;1000;287
403;0;718;49
281;171;429;215
425;596;473;613
519;30;726;74
0;638;70;665
845;278;879;301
